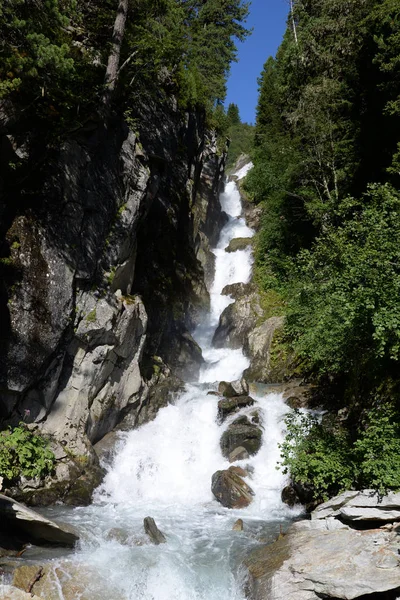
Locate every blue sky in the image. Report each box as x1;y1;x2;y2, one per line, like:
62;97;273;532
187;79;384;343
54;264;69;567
225;0;289;124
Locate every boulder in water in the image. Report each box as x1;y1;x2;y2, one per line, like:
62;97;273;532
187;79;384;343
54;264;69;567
217;395;255;422
218;378;249;398
143;516;166;544
220;420;262;458
0;493;78;546
211;467;254;509
232;518;244;531
225;237;253;253
229;446;250;463
281;485;301;508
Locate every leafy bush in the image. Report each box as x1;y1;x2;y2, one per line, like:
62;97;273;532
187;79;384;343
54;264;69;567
279;410;354;501
286;184;400;379
280;402;400;500
0;426;55;484
354;404;400;493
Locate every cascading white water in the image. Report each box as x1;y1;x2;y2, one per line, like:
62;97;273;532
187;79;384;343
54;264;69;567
24;168;301;600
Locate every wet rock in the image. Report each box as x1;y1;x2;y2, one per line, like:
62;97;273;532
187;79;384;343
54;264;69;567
218;378;249;397
217;395;255;421
0;493;78;546
144;516;166;545
211;467;254;509
229;446;250;463
225;237;253;253
220;422;262;458
250;410;261;424
281;485;300;508
93;430;122;466
229;466;249;478
232;518;244;531
105;527;130;544
285;396;304;409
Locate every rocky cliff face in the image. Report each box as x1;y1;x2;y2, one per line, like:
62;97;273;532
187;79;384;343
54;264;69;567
0;95;225;503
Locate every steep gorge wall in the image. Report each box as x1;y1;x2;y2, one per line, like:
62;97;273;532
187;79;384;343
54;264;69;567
0;95;225;503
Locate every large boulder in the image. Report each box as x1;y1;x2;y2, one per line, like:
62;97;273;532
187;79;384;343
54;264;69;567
212;466;254;509
245;518;400;600
212;283;263;349
225;237;253;253
220;418;262;458
244;316;287;382
217;395;255;422
0;493;78;546
312;489;400;523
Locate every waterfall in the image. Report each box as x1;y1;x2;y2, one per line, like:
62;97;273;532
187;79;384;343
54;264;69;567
37;168;300;600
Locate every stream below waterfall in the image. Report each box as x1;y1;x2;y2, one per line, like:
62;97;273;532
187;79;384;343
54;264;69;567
4;169;302;599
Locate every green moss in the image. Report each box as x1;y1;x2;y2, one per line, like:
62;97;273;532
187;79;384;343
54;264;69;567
258;289;286;320
107;266;116;286
269;327;303;380
153;364;161;375
225;237;253;253
0;257;13;266
121;294;137;305
11;241;20;250
117;203;127;217
86;308;97;323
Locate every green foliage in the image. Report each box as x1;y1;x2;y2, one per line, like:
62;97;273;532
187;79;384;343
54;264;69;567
279;410;354;500
226;103;240;126
354;404;400;493
0;426;55;484
0;0;251;139
280;402;400;500
286;184;400;378
226;122;254;169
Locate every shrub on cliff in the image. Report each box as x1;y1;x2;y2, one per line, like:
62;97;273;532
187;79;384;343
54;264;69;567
0;425;55;486
280;402;400;501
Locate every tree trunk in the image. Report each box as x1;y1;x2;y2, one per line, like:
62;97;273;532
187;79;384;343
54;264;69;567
101;0;129;112
290;0;298;45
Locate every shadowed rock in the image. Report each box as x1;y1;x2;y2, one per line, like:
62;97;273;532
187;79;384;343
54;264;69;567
220;419;262;458
143;517;166;545
0;493;78;546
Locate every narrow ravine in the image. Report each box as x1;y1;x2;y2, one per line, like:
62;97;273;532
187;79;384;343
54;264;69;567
38;169;300;600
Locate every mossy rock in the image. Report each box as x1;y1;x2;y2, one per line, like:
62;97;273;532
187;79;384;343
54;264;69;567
225;237;253;253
